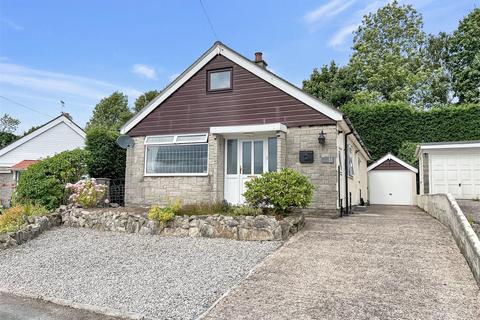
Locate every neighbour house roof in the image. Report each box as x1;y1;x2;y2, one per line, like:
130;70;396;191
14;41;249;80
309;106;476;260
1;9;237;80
415;140;480;157
0;114;86;164
120;41;370;160
10;160;38;171
367;153;418;173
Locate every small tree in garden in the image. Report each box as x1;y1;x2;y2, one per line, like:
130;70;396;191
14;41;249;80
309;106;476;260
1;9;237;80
243;168;315;215
66;178;107;208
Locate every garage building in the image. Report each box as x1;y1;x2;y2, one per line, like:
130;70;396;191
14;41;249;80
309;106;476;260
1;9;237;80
368;153;418;205
416;141;480;199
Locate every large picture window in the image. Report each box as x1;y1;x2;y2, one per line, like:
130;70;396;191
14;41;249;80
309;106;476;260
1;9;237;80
145;133;208;175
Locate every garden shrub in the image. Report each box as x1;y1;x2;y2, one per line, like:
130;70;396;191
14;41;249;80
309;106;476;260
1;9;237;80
147;199;181;223
342;103;480;162
0;203;49;233
243;168;315;214
66;178;107;208
85;127;126;179
230;205;262;216
176;201;230;216
14;149;89;210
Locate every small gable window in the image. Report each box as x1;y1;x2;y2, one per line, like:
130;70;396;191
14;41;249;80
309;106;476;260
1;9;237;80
207;68;232;92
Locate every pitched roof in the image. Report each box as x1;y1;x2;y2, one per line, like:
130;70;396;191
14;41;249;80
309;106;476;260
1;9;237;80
0;114;86;158
10;160;38;171
415;140;480;157
367;153;418;173
120;41;344;135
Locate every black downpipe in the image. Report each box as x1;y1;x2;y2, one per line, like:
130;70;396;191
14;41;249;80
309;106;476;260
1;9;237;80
344;131;353;216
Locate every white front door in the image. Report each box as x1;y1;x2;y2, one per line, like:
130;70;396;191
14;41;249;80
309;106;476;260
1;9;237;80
224;138;268;204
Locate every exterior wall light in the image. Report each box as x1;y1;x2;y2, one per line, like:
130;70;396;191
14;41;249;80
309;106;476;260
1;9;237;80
318;130;326;145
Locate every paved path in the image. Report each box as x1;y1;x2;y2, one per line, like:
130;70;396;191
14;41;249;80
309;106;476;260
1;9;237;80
204;205;480;320
0;292;121;320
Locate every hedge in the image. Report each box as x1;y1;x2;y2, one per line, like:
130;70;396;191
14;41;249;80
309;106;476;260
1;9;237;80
342;103;480;162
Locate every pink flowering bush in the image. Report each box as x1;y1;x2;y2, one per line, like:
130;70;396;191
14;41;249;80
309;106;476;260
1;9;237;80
66;178;107;208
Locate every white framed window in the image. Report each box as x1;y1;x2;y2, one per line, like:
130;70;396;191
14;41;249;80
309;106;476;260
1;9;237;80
145;133;208;175
347;144;354;177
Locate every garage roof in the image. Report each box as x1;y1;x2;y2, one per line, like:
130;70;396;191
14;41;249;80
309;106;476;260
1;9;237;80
415;140;480;157
367;153;418;173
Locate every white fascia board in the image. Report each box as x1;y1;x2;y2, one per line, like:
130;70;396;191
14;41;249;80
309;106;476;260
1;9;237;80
419;142;480;151
210;123;287;134
0;115;85;158
367;153;418;173
120;42;343;134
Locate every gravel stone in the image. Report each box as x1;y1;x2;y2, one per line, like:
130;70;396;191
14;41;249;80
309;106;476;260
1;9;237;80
0;227;281;320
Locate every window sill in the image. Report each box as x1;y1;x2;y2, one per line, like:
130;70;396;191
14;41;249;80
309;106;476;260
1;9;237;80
144;173;209;177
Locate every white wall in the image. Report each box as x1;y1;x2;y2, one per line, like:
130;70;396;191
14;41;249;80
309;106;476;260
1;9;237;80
0;122;85;167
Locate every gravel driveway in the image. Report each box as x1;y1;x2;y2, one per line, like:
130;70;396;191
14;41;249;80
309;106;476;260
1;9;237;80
0;228;280;320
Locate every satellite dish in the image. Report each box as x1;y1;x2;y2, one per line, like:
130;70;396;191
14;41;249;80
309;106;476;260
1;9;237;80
117;135;135;149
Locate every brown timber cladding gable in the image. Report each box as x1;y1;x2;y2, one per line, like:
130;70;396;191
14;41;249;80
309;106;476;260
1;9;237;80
128;55;336;136
373;159;410;170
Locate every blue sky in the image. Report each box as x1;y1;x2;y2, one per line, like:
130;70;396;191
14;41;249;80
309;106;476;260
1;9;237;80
0;0;477;133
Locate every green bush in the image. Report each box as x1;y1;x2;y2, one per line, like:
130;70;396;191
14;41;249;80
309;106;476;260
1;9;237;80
230;205;262;216
176;201;229;216
147;199;181;223
342;103;480;162
243;168;315;214
85;127;126;179
14;149;89;210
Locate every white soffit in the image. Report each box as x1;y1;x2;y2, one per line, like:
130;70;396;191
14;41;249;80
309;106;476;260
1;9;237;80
210;123;287;134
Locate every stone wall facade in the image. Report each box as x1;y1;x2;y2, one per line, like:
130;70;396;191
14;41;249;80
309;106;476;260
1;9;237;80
0;172;14;207
61;206;304;241
285;125;338;213
125;125;340;215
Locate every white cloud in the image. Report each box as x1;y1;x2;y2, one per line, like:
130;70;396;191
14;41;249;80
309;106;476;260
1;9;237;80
0;18;23;31
132;64;157;80
329;23;359;48
304;0;356;24
0;62;142;101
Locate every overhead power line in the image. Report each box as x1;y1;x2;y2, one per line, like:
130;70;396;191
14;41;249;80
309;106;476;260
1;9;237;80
199;0;219;41
0;95;53;118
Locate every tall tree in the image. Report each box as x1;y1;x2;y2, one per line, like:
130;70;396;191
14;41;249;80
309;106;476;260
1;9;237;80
349;0;428;105
302;61;355;108
134;90;160;113
86;92;132;131
0;113;20;133
448;8;480;103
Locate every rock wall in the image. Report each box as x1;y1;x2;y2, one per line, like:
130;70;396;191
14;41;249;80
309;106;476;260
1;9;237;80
0;214;61;250
60;205;304;241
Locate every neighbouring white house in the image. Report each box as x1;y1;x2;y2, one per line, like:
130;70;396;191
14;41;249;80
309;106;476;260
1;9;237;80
416;141;480;200
367;153;418;206
0;113;86;205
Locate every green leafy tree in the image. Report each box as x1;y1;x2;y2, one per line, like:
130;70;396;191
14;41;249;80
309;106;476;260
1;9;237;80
349;1;428;104
397;141;419;166
134;90;159;113
0;113;20;133
14;149;89;210
85;127;126;179
22;125;41;137
448;8;480;103
86;92;132;131
0;132;18;149
303;61;355;108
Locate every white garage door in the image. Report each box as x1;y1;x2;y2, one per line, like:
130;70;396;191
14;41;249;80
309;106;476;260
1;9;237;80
431;153;480;199
369;170;414;205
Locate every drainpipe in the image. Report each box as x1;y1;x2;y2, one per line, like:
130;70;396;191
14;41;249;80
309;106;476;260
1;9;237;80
344;131;353;216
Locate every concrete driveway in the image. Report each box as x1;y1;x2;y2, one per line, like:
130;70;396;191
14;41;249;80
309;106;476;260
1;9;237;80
204;205;480;320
